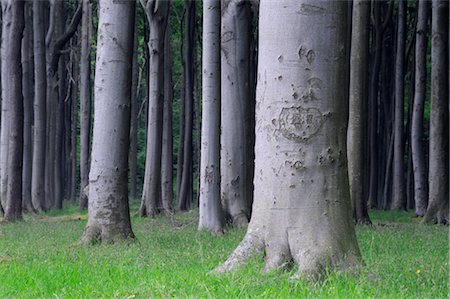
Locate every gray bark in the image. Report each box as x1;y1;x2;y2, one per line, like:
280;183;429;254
220;0;251;228
347;0;371;225
139;0;169;217
81;0;136;243
215;0;361;279
198;0;224;233
2;0;25;221
161;18;174;213
129;10;139;201
411;0;429;217
69;40;79;203
391;0;407;210
21;1;33;212
79;0;92;209
424;0;449;224
178;0;196;211
31;0;47;212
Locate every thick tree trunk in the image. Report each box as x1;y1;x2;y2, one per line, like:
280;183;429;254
31;0;47;212
348;0;371;225
79;0;92;209
216;0;361;279
139;0;169;217
424;0;449;224
391;0;407;210
21;1;33;212
220;0;251;228
198;0;224;232
161;19;174;213
411;0;429;217
178;0;196;211
80;0;136;243
3;0;25;221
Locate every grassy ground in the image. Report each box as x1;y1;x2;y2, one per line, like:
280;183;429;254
0;204;448;298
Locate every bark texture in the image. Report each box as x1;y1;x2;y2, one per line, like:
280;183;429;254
347;0;371;225
220;0;252;228
424;0;449;224
81;0;136;243
215;0;361;279
198;0;224;233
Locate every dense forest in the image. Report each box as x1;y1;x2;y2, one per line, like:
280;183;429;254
0;0;448;287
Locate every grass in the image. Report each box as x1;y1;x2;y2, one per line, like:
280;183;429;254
0;204;448;298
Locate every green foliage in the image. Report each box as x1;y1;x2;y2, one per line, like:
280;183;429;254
0;208;447;298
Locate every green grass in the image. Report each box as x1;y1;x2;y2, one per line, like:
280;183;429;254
0;205;448;298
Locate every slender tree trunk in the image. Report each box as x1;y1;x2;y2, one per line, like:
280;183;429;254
411;0;429;217
178;0;196;211
21;1;34;212
198;0;224;232
216;0;361;279
69;40;79;203
31;0;47;212
79;0;92;209
161;18;174;213
348;0;371;225
424;0;449;224
3;0;25;221
139;0;170;217
80;0;136;243
220;0;251;227
391;0;407;210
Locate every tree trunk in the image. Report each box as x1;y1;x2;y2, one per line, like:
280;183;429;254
348;0;371;225
21;1;34;212
391;0;407;210
215;0;361;279
178;0;196;211
220;0;252;228
80;0;136;243
139;0;170;217
79;0;92;209
129;10;139;201
3;0;25;221
69;40;79;203
161;17;174;213
198;0;224;232
424;0;449;224
411;0;429;217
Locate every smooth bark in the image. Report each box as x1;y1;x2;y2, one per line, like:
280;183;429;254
81;0;136;243
424;0;449;224
198;0;223;232
216;0;361;279
411;0;429;217
348;0;371;225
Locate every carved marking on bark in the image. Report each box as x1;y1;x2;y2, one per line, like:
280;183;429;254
296;4;325;15
278;106;324;143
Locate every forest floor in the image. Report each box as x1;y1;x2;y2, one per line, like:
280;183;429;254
0;203;448;298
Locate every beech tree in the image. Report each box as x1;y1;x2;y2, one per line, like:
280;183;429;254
1;0;25;221
198;0;223;233
348;0;371;225
140;0;170;216
215;0;361;278
424;0;449;224
220;0;252;228
411;0;429;217
81;0;136;243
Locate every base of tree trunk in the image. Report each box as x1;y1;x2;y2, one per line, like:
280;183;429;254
422;202;449;225
355;218;372;226
80;225;135;245
213;218;362;280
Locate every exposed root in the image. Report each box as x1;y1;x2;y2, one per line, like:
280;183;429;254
212;232;264;274
232;213;249;229
79;225;135;245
